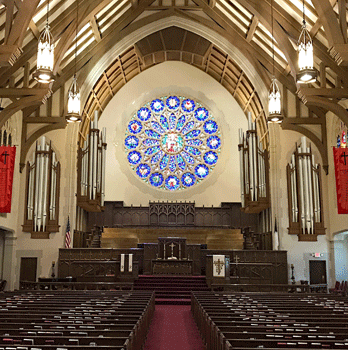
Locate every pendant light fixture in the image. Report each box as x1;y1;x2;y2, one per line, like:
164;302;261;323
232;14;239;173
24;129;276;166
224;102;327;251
296;0;317;84
66;0;81;122
33;0;55;84
268;0;283;123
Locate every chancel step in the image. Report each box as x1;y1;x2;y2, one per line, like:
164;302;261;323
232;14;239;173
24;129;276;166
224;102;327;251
134;275;209;304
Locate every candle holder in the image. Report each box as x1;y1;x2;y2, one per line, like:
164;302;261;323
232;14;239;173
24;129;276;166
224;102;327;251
51;261;56;279
291;264;295;285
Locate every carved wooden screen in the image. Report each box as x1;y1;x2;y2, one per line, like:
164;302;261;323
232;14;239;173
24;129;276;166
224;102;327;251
149;201;195;226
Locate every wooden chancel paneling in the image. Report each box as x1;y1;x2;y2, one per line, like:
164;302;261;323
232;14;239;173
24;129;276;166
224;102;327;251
88;201;259;232
102;227;243;250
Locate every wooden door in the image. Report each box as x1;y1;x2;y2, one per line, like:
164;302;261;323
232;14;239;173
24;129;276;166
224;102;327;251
309;260;327;284
20;257;37;282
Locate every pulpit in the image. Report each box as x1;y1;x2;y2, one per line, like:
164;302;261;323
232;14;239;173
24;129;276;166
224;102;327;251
152;237;192;275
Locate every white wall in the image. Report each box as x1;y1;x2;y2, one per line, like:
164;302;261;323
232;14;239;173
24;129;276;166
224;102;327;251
99;61;248;206
334;233;348;282
270;126;331;283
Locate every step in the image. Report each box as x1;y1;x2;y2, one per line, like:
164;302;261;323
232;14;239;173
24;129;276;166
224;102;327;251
155;298;191;305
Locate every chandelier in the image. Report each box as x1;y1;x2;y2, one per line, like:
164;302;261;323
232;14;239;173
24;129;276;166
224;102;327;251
296;0;317;84
33;0;55;84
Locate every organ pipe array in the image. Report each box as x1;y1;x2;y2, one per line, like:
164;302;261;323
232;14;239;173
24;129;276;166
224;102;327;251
77;110;107;212
287;136;325;241
23;136;60;238
238;112;270;213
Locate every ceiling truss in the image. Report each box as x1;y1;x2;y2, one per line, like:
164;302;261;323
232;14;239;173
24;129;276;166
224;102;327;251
0;0;346;172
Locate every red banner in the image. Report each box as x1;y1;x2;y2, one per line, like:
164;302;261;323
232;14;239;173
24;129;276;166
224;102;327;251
0;146;16;213
333;147;348;214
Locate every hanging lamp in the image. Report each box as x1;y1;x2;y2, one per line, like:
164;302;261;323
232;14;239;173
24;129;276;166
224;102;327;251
296;0;317;84
33;0;55;84
267;0;283;123
66;0;81;122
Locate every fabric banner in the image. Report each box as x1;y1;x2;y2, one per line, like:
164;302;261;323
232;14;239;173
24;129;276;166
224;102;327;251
120;254;125;272
0;146;16;213
129;254;133;272
213;255;225;277
333;147;348;214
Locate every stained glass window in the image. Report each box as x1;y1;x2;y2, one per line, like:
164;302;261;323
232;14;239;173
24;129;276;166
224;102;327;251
124;95;222;191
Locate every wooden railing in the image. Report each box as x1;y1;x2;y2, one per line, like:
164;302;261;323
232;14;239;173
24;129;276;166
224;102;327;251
20;280;134;291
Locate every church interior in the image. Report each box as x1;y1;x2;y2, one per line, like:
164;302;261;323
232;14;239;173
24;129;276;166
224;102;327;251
1;0;348;349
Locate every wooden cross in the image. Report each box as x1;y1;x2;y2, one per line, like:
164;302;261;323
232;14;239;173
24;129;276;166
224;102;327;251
213;259;224;276
234;256;240;263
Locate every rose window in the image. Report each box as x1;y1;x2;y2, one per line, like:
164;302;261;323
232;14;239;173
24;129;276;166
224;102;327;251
124;95;222;191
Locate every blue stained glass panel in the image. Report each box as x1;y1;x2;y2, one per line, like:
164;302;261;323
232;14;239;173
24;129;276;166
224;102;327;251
169;155;177;172
137;107;151;121
160;115;169;131
182;99;195;112
185;130;201;139
160;154;169;170
195;164;209;178
195;107;209;121
204;151;218;165
181;121;195;135
186;139;203;147
166;96;180;110
185;146;201;156
181;151;195;164
165;175;180;191
125;136;139;149
206;135;221;149
128;120;143;134
204;120;218;134
151;121;165;135
150;99;165;113
127;151;141;165
176;154;186;170
149;173;164;187
169;113;176;131
143;139;160;147
145;129;161;139
151;150;164;164
145;146;161;156
136;164;151;178
181;173;196;187
126;95;221;191
176;115;186;131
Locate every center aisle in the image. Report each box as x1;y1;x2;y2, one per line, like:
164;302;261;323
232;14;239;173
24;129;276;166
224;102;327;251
143;305;206;350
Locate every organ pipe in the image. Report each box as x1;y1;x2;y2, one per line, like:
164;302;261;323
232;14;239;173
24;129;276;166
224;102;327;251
77;110;107;212
238;112;270;213
23;136;60;238
287;136;325;241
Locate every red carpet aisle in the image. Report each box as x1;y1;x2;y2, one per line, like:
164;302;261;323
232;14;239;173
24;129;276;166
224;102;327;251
143;305;205;350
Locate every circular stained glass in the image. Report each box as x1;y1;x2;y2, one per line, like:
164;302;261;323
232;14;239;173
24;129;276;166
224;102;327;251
124;95;222;190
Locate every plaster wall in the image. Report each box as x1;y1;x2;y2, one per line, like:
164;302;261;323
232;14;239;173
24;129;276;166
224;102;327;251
0;122;78;290
270;126;331;284
99;61;248;206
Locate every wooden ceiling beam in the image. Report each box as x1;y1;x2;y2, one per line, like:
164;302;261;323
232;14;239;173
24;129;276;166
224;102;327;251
297;87;348;99
90;16;101;42
233;0;298;80
246;15;258;43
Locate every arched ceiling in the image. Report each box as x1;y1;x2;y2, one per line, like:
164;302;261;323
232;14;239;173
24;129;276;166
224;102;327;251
81;27;270;149
0;0;347;169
